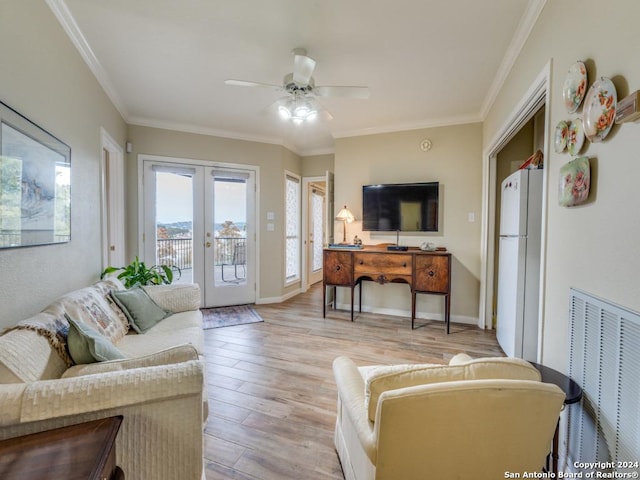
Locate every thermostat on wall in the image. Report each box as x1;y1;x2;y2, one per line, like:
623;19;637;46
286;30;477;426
615;90;640;124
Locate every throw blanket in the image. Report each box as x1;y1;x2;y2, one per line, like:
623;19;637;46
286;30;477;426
2;312;72;367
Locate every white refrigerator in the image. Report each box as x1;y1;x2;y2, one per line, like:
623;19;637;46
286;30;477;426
496;168;543;361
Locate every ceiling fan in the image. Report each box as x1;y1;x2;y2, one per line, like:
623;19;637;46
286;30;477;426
224;48;370;124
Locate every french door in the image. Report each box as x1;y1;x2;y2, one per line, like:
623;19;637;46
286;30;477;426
307;183;325;285
141;158;256;307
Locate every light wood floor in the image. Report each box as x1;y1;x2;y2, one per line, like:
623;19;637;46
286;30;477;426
202;283;503;479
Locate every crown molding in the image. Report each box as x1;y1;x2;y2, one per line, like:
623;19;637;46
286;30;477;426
128;116;284;146
334;113;482;139
46;0;130;120
479;0;548;120
128;116;311;153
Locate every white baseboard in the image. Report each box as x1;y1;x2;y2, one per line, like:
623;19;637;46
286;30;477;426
334;302;478;326
256;287;301;305
256;292;478;327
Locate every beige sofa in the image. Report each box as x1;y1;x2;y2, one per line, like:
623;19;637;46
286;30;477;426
333;354;566;480
0;278;207;480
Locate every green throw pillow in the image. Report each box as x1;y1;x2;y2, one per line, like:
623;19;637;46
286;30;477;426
110;286;171;333
65;315;126;364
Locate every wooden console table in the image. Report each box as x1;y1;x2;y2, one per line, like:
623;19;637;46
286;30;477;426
0;416;124;480
323;246;452;332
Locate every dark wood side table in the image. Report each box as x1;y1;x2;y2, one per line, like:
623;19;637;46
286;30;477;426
0;415;124;480
530;362;582;475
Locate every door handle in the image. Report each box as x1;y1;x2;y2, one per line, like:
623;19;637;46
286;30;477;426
206;241;212;248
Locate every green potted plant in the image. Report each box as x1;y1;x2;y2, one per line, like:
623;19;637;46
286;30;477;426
101;256;181;288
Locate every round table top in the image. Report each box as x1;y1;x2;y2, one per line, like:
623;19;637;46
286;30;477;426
529;361;583;404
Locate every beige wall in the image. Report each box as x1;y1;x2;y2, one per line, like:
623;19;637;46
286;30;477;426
484;0;640;372
0;1;127;328
334;123;483;323
126;125;303;301
302;154;334;177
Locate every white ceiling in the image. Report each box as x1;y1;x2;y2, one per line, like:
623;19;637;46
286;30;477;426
50;0;545;155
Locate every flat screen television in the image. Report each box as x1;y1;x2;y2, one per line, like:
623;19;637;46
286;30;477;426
362;182;439;232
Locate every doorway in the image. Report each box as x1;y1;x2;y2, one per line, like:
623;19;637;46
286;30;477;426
302;172;334;291
307;181;325;286
479;62;551;361
100;128;125;268
140;156;257;307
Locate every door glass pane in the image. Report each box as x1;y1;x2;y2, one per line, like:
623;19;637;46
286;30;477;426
312;190;323;272
155;171;193;284
285;175;300;281
214;177;247;286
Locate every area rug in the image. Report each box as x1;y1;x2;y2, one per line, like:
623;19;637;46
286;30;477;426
201;304;263;329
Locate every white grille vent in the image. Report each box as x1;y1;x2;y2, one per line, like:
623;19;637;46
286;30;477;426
568;288;640;474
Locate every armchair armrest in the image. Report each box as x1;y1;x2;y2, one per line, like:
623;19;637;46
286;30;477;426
333;356;377;463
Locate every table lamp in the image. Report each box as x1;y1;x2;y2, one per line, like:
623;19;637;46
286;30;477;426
335;205;355;243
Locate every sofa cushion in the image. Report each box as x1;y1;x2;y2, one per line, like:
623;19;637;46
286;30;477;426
66;316;126;364
362;357;541;422
142;284;201;313
43;279;129;344
110;287;171;333
117;324;204;358
62;344;199;378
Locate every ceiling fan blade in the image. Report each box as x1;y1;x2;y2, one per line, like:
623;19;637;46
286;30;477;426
314;85;370;99
292;54;316;86
224;79;281;91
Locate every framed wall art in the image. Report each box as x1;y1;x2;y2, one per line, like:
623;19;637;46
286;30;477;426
0;101;71;248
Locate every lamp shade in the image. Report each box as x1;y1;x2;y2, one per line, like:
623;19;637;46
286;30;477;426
336;205;355;223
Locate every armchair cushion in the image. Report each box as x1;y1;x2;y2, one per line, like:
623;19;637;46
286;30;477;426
363;356;540;422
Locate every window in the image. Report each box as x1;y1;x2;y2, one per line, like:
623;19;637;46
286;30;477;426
285;172;300;283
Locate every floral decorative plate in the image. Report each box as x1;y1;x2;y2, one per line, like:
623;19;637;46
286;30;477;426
563;61;588;114
583;77;617;143
559;156;590;207
554;120;569;153
567;118;585;156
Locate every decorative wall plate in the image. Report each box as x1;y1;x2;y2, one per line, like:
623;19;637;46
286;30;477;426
559;156;590;207
554;120;569;153
567;118;585;156
563;61;588;114
583;77;617;142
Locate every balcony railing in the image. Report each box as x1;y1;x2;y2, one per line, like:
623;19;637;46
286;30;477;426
156;236;246;270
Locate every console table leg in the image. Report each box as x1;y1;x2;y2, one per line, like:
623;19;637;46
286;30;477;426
323;284;326;318
359;282;362;313
445;293;451;334
411;292;416;329
350;286;355;322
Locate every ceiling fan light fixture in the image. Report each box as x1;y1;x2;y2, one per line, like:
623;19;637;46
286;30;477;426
278;105;292;119
279;94;318;124
294;104;310;117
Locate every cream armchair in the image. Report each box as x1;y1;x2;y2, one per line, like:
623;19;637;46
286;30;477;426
333;355;565;480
